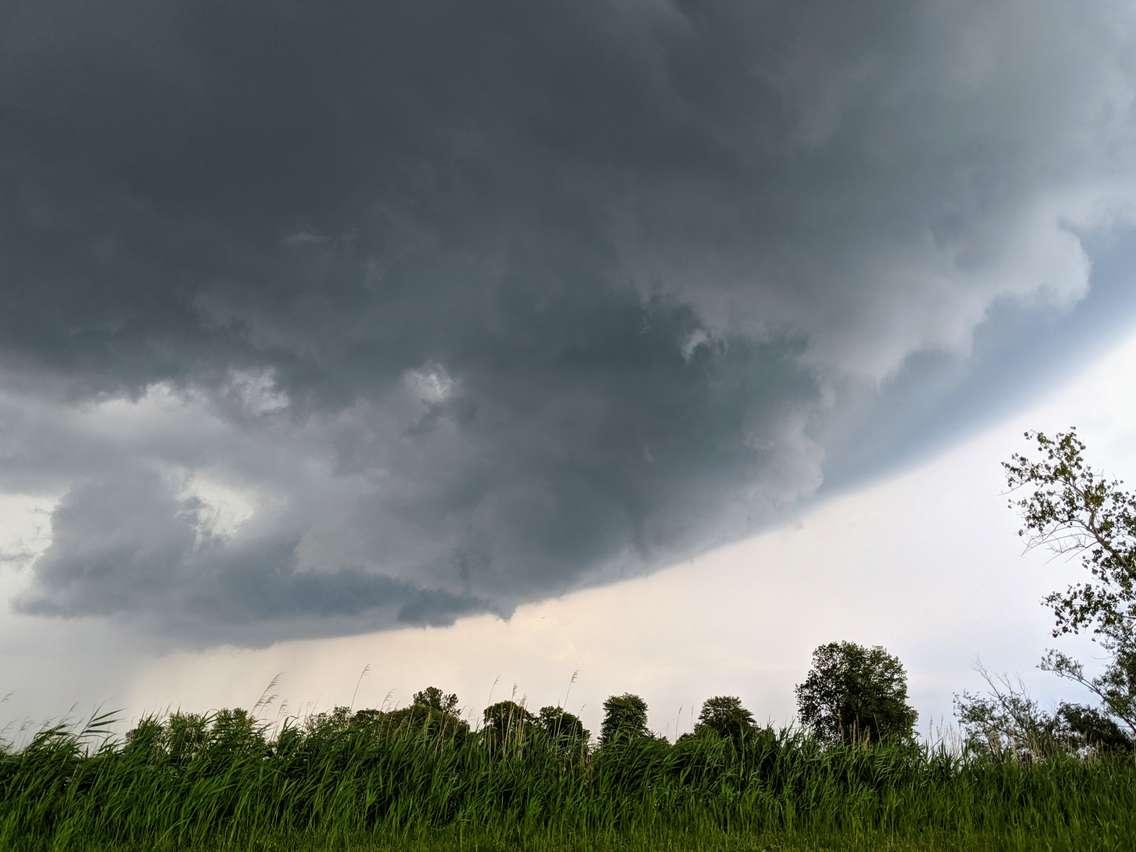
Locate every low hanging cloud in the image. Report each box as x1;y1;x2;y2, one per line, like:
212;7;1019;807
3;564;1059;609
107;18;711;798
3;0;1136;644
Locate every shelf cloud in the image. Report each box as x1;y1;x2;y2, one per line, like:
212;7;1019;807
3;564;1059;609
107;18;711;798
3;0;1136;643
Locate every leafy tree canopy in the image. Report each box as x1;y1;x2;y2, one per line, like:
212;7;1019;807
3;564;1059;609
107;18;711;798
993;429;1136;744
600;694;649;746
695;696;756;741
482;700;535;742
795;641;917;745
309;686;470;741
1004;429;1136;647
413;686;461;714
538;706;589;746
956;667;1133;759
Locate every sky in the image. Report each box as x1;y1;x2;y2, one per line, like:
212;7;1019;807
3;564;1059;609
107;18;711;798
2;0;1136;738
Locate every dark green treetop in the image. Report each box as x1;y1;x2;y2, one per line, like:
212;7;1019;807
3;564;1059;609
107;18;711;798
482;700;535;742
538;706;589;747
795;641;917;745
600;693;649;745
695;696;756;741
350;686;470;740
413;686;460;714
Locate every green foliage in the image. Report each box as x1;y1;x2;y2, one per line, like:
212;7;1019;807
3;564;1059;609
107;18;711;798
695;695;757;742
1055;702;1134;754
796;641;918;745
1040;648;1136;746
378;686;470;741
412;686;460;714
956;670;1135;761
537;706;589;752
481;700;535;753
1000;429;1136;745
481;699;533;731
599;694;650;745
3;703;1136;851
955;669;1068;760
1004;429;1136;646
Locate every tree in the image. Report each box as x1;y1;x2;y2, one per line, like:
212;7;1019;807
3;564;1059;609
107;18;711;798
208;709;266;757
695;696;756;742
412;686;460;715
1053;702;1133;754
537;706;589;748
999;428;1136;743
954;666;1064;759
599;694;649;745
795;641;917;745
352;686;469;740
481;700;534;746
955;666;1133;759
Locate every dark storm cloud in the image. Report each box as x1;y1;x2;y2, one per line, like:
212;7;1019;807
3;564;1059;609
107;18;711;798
3;1;1135;642
14;467;490;643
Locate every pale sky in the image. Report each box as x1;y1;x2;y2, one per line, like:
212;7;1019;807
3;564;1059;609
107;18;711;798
4;1;1136;744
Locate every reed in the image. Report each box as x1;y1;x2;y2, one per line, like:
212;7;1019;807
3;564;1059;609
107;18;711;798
1;703;1133;850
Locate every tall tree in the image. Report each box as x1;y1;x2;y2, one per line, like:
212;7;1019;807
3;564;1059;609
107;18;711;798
412;686;460;715
481;700;534;745
599;694;649;745
537;706;589;748
1002;428;1136;740
695;696;756;742
352;686;469;740
795;641;917;745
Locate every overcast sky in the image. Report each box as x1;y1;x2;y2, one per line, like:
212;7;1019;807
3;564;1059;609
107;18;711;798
3;1;1136;736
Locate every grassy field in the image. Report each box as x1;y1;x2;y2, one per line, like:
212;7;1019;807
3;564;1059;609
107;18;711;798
2;705;1134;851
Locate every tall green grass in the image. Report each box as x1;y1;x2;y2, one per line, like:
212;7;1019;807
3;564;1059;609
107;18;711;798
1;704;1133;850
